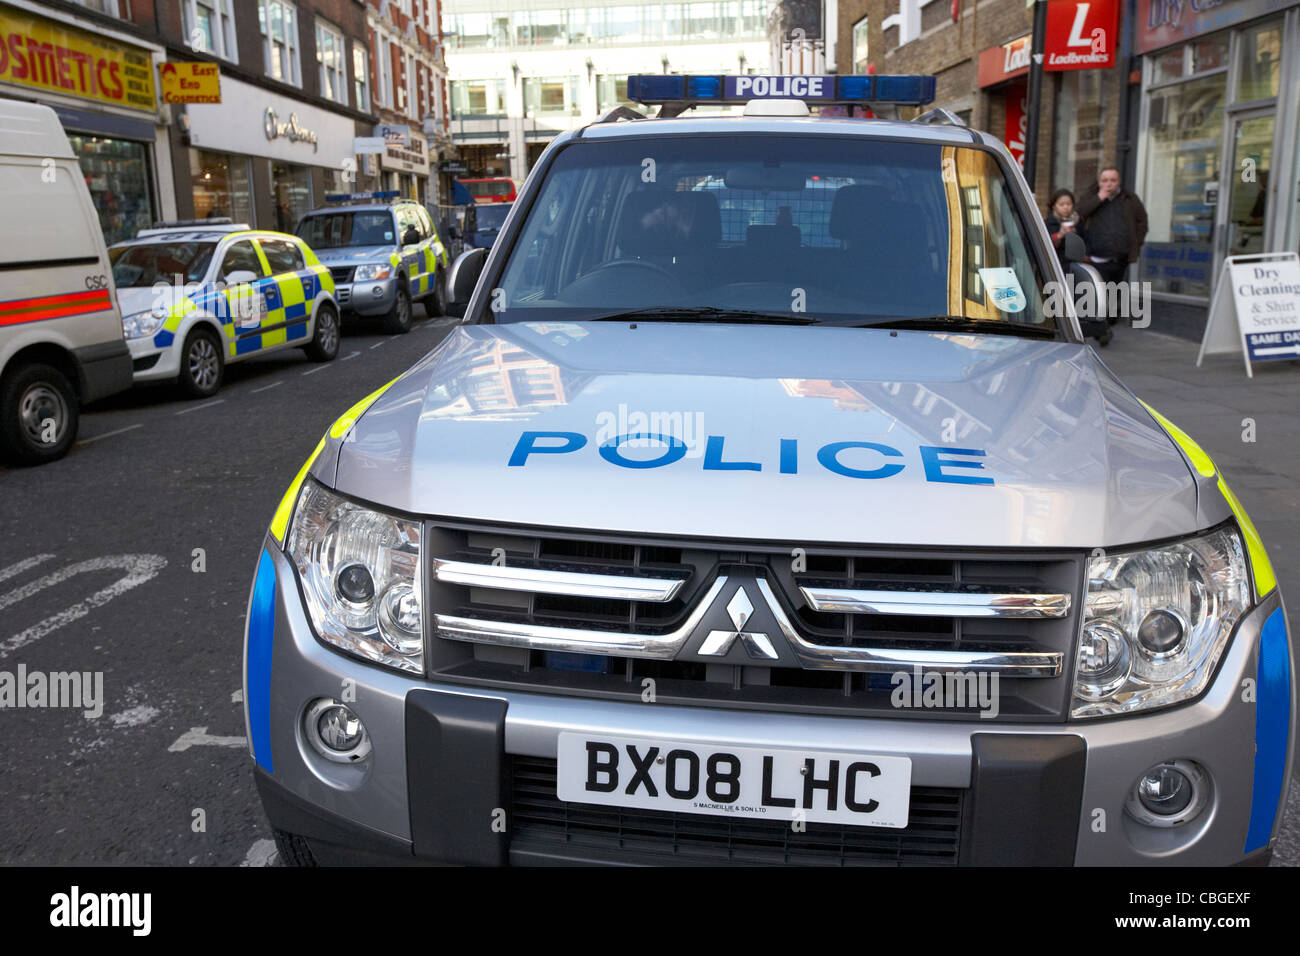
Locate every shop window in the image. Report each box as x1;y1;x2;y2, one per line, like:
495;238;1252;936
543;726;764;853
67;135;155;247
270;162;313;234
1051;70;1107;194
181;0;237;62
316;19;346;103
190;148;252;225
1236;20;1282;101
1191;34;1229;73
353;43;370;112
259;0;301;87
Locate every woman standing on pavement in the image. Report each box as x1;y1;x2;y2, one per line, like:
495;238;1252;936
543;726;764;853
1044;189;1079;254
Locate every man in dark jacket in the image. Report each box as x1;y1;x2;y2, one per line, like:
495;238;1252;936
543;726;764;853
1076;167;1149;284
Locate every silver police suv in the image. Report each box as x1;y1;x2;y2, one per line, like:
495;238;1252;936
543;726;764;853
245;76;1295;866
295;193;449;334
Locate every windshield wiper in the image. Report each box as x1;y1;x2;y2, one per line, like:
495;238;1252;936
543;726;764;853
587;307;820;325
852;316;1057;338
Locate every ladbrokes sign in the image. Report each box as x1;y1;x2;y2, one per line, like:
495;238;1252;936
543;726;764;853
1043;0;1120;71
0;5;156;112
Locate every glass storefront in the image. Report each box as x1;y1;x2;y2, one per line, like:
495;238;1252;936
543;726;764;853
190;148;252;224
67;134;154;246
1051;70;1111;196
270;161;313;233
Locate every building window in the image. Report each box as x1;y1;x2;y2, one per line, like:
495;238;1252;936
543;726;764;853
316;19;345;102
353;43;370;112
375;33;392;107
597;75;630;111
450;80;506;117
852;16;869;73
396;49;408;113
259;0;301;87
523;76;579;115
73;0;123;17
181;0;238;62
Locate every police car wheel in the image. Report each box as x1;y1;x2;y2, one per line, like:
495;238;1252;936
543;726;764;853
0;362;79;466
381;284;412;335
178;328;223;399
271;828;317;867
304;304;340;362
426;274;448;317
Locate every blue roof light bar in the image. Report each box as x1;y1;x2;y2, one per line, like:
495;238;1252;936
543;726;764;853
625;74;936;108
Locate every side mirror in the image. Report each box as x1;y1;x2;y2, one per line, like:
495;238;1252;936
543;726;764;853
1060;231;1087;264
1068;262;1112;346
402;226;421;246
224;269;260;285
447;248;487;317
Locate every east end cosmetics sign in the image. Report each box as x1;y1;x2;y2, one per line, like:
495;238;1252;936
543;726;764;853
1137;0;1292;54
0;5;156;112
1043;0;1121;71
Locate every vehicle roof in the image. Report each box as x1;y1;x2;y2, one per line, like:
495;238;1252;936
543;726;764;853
0;100;75;160
575;113;988;146
301;204;403;215
113;228;305;246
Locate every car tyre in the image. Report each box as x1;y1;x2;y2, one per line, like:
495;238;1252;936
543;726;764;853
178;327;224;399
0;362;79;466
271;827;317;867
425;273;448;317
380;283;412;335
303;303;340;362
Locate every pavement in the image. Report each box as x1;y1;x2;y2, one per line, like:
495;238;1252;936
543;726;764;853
1098;318;1300;866
0;308;1296;866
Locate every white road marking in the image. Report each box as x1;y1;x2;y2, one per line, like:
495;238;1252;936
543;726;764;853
251;381;282;394
342;350;361;361
0;554;168;659
175;399;225;416
77;423;142;446
109;704;160;728
0;553;55;585
240;839;279;867
231;688;243;704
369;341;385;349
167;726;247;752
302;365;329;376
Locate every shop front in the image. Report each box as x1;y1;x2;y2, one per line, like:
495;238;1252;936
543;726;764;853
379;126;431;203
978;35;1033;178
183;74;359;231
0;0;168;245
1135;0;1300;304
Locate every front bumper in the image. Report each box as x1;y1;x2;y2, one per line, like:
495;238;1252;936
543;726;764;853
126;333;181;383
245;541;1295;866
335;277;397;317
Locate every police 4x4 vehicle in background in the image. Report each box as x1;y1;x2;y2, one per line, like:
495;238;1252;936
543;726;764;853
112;222;339;398
244;75;1295;867
295;193;449;334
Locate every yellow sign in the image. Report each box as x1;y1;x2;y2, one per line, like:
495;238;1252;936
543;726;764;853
160;61;221;104
0;5;156;112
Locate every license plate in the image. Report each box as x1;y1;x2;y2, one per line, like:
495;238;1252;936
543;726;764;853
556;732;912;828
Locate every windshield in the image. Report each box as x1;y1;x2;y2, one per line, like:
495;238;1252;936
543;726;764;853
111;242;217;288
476;204;511;231
296;211;395;248
489;135;1054;331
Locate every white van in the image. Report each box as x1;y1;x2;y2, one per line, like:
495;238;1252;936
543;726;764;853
0;99;132;465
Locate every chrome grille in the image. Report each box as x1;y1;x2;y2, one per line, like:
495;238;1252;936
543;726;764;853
424;522;1084;719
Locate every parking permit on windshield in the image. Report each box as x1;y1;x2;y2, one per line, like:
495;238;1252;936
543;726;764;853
978;267;1026;313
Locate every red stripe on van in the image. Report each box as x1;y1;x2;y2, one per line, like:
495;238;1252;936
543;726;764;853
0;289;112;324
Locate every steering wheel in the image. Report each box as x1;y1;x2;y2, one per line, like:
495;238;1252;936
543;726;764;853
582;258;677;280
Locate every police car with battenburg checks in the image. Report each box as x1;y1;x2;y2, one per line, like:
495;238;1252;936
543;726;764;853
112;221;339;398
294;192;450;334
244;73;1295;867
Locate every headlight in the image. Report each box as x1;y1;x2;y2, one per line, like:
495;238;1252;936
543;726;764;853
353;263;393;281
1072;525;1250;718
287;479;423;674
122;309;166;339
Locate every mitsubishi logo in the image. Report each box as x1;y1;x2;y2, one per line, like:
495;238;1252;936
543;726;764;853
698;587;779;660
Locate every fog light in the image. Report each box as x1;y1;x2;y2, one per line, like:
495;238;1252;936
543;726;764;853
1076;621;1131;700
1125;760;1209;828
372;286;384;297
304;698;372;763
1137;609;1185;657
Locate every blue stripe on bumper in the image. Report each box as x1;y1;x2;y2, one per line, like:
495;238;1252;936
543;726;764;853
1245;607;1291;852
248;549;277;773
